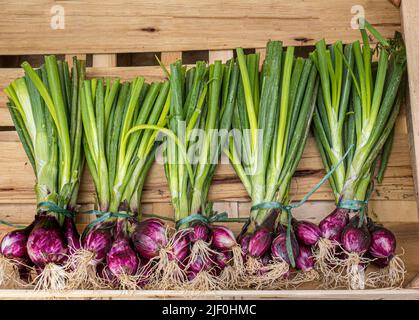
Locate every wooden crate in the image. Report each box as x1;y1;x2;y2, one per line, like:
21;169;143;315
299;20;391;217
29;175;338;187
0;0;418;299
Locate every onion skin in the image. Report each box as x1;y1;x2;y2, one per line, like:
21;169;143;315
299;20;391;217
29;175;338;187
296;245;315;271
171;232;190;262
26;216;67;266
83;223;113;262
369;227;396;259
106;238;139;276
341;225;371;254
294;221;321;246
187;255;207;273
319;208;349;241
1;229;29;260
248;228;272;258
240;234;251;256
213;250;232;270
189;223;210;243
63;217;81;253
271;228;299;265
131;219;168;259
211;226;236;251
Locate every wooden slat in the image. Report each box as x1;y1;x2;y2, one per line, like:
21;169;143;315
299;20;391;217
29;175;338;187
65;54;87;69
0;288;418;300
401;0;419;219
161;51;182;65
92;54;117;68
208;50;234;63
0;0;400;55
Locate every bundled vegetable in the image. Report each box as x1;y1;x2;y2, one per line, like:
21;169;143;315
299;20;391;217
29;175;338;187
226;40;319;287
71;76;170;289
135;58;243;290
310;21;407;288
1;56;85;290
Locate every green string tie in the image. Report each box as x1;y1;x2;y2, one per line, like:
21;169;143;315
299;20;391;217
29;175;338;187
37;201;75;219
1;201;75;230
0;220;26;229
175;211;248;230
337;180;373;228
250;144;354;268
79;209;133;237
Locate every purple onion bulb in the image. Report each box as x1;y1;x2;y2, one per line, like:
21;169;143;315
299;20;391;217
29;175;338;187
170;231;190;262
26;216;67;266
319;208;349;241
295;245;315;272
294;220;321;246
1;229;29;260
131;219;168;259
369;227;396;259
106;238;139;276
63;217;81;254
248;228;272;258
271;228;299;265
189;223;210;243
341;225;371;254
83;224;113;262
211;226;236;251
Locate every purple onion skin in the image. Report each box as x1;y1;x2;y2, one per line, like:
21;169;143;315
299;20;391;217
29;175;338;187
372;256;391;268
1;229;29;260
260;253;271;266
240;235;251;256
26;215;67;266
294;221;321;246
189;223;210;243
170;232;190;263
187;270;198;281
369;227;396;259
187;255;206;273
63;217;81;254
213;250;232;270
248;228;272;258
296;245;315;271
211;226;236;251
106;238;139;276
131;219;168;259
319;208;349;241
271;228;299;265
83;223;113;262
341;225;371;254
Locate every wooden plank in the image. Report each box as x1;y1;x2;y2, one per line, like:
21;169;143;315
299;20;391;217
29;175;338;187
0;288;417;300
92;54;117;68
208;50;234;63
161;52;182;65
0;0;400;55
65;54;87;69
401;0;419;219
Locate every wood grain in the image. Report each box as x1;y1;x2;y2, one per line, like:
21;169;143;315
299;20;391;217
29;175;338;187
0;0;401;55
401;0;419;218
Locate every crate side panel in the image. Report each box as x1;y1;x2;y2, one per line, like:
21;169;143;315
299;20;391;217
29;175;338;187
0;0;400;55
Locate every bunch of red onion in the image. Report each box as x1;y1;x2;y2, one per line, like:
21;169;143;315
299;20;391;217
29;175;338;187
70;217;140;289
130;219;243;289
0;214;81;289
294;209;404;289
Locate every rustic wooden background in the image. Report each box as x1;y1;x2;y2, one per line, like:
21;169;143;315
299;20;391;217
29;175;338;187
0;0;416;235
